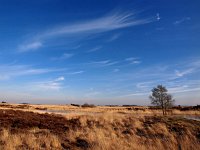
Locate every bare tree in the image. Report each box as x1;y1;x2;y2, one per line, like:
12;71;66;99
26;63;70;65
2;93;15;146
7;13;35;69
149;85;174;115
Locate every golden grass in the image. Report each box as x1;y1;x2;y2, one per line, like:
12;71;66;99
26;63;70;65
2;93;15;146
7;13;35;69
0;128;62;150
1;103;199;116
0;108;199;150
66;114;199;150
0;104;199;149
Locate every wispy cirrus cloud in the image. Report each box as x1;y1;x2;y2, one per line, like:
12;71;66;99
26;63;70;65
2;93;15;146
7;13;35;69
86;46;102;53
175;68;194;77
119;91;150;97
125;57;141;64
51;53;74;61
44;12;152;37
87;60;118;67
174;17;191;25
32;76;65;91
84;88;101;97
107;33;121;42
136;81;155;89
172;59;200;79
18;41;42;52
85;57;200;96
156;13;161;21
168;85;191;93
66;71;84;75
19;11;153;52
55;76;65;81
0;64;64;80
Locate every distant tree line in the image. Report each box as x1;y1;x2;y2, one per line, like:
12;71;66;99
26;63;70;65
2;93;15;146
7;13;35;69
71;103;96;108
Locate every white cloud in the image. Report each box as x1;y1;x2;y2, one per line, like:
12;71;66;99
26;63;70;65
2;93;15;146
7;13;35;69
170;58;200;80
55;76;65;81
121;92;150;97
62;53;74;59
87;60;118;67
44;12;151;36
174;17;191;25
168;86;200;94
156;13;160;21
65;71;84;75
175;68;194;77
131;60;141;64
19;11;152;52
125;57;141;64
136;81;155;89
33;76;65;91
0;64;64;80
38;82;62;90
86;46;102;53
18;41;42;52
51;53;74;60
125;57;138;61
107;33;121;42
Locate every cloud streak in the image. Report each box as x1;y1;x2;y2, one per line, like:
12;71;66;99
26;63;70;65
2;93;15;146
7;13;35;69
19;41;42;52
32;76;65;91
107;33;121;42
174;17;191;25
51;53;74;61
86;46;102;53
19;11;153;52
45;12;151;36
87;60;118;67
175;68;194;77
125;57;141;64
66;71;84;75
0;64;64;80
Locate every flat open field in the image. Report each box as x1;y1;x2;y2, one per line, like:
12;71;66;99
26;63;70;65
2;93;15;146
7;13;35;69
0;104;199;150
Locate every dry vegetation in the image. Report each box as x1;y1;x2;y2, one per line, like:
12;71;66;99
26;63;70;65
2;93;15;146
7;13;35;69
0;104;199;150
0;103;199;115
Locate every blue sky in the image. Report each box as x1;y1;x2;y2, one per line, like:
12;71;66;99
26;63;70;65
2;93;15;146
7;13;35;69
0;0;200;105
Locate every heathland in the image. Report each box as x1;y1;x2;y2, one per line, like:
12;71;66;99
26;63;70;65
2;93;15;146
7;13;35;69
0;103;199;150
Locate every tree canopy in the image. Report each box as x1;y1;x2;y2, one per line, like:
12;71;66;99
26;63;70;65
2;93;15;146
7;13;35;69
149;85;174;115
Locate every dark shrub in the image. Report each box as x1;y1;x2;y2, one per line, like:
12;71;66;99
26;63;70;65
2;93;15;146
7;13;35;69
82;103;95;108
71;104;80;107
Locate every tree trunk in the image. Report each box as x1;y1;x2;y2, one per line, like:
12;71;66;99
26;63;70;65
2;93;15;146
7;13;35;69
164;102;168;115
161;105;164;115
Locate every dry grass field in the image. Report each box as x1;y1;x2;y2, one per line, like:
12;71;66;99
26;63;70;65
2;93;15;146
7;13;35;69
0;103;199;150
